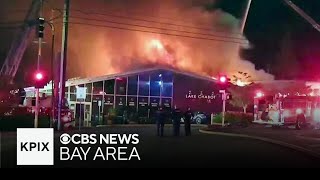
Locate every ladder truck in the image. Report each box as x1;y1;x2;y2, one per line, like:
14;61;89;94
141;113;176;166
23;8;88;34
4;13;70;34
0;0;74;129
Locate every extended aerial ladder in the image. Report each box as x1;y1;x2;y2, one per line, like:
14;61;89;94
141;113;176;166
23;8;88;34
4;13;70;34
283;0;320;33
0;0;40;82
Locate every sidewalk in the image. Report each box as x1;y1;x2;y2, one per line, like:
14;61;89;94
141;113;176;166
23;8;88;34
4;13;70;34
200;124;320;158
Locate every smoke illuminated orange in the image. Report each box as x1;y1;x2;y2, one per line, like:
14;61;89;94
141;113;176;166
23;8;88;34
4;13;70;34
66;0;274;84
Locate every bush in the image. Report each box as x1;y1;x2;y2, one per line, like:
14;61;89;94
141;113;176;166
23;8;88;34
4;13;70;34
212;114;223;123
212;112;253;127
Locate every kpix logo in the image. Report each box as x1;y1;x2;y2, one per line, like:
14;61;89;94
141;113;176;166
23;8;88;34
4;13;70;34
20;142;50;152
17;128;54;165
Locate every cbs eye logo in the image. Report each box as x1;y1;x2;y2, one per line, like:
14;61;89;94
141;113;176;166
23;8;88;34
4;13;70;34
60;134;71;145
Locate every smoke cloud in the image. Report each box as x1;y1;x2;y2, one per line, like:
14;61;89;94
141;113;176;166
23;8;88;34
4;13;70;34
64;0;274;82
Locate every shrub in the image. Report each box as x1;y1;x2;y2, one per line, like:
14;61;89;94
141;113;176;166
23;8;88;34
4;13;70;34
212;112;253;127
212;114;223;123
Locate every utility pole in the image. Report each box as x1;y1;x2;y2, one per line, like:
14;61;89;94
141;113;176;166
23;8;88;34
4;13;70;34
58;0;70;131
35;0;44;128
219;90;227;127
49;10;56;128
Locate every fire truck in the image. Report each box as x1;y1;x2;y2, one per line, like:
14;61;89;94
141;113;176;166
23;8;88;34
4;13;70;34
253;93;320;129
23;87;74;130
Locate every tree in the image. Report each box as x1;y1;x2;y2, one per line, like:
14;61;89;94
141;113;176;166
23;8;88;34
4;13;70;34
228;84;257;113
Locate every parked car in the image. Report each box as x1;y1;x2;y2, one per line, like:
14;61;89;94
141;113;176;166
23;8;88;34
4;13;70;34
181;111;209;124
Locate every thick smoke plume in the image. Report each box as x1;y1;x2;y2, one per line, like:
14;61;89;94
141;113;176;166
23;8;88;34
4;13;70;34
64;0;274;82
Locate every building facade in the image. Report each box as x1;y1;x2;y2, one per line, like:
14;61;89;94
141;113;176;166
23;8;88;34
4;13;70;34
63;67;226;126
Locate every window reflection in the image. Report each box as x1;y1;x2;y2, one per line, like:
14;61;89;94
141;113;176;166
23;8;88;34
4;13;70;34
128;76;138;95
104;79;115;94
139;74;150;96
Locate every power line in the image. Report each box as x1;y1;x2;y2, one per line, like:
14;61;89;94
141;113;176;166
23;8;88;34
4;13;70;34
83;7;217;28
67;8;243;36
68;21;248;45
70;16;246;41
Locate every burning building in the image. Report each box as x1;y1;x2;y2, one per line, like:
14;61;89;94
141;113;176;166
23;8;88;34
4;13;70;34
63;67;229;126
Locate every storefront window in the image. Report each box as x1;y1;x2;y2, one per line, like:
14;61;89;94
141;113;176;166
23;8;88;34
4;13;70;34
138;97;149;117
127;96;137;109
85;83;92;94
85;95;91;102
162;82;173;97
104;96;114;106
115;96;127;115
150;97;160;108
116;78;127;95
150;73;161;96
159;70;173;82
128;76;138;95
104;79;115;94
162;98;172;109
115;96;126;107
93;81;104;95
139;74;150;96
70;94;76;102
65;87;69;94
92;95;103;102
70;86;76;93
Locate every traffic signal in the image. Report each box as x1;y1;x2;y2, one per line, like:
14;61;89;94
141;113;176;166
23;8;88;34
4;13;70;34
38;17;45;38
218;75;230;84
219;76;227;83
226;94;232;100
33;71;47;88
256;92;264;98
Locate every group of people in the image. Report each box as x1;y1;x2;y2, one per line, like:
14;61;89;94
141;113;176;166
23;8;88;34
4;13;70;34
155;106;193;137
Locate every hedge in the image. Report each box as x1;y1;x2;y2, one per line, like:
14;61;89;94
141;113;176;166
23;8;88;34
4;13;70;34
212;112;253;127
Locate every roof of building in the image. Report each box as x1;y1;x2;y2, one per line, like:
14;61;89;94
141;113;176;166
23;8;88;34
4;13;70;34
66;66;219;86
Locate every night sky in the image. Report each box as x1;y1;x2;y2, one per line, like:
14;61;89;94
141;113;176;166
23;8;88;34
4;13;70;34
1;0;320;84
216;0;320;80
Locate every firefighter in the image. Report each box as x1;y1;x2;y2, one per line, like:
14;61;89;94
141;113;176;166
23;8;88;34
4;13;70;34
172;106;182;136
184;107;193;136
156;106;166;137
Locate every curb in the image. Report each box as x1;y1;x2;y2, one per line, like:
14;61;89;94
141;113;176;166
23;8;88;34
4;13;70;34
199;129;320;160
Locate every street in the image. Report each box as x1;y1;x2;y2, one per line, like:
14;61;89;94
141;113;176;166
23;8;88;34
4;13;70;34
1;125;320;168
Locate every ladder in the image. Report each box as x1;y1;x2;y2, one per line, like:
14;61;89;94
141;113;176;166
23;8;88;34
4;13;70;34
283;0;320;33
0;0;40;81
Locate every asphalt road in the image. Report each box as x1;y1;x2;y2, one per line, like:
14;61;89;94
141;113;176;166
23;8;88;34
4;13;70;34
1;126;320;168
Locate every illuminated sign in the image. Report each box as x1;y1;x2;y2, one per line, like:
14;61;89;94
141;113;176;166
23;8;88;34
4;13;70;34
150;98;160;107
162;98;171;108
128;97;136;107
185;91;216;100
104;96;114;106
138;97;148;107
